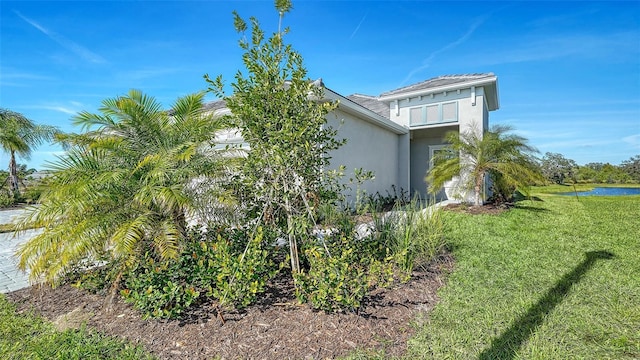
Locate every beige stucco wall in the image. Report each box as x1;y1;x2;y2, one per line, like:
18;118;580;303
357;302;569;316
408;126;452;200
385;86;492;202
327;109;407;205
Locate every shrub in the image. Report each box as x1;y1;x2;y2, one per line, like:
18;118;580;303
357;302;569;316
294;207;395;312
120;227;277;319
0;191;13;208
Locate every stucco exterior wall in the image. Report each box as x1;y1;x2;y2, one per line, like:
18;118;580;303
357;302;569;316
327;109;405;204
384;87;488;135
408;126;452;199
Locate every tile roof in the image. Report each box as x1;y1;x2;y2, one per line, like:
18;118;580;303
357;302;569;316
345;94;389;119
202;100;227;112
379;73;495;97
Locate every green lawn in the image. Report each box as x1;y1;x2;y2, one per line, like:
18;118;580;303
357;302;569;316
407;189;640;359
0;295;154;359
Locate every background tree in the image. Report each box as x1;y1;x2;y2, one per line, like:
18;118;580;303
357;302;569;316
17;90;230;285
206;0;343;274
576;162;631;183
539;152;578;184
0;108;59;199
426;124;543;206
620;155;640;182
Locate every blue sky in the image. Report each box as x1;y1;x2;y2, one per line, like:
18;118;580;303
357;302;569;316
1;0;639;170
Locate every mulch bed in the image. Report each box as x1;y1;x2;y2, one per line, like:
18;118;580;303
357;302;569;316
7;253;454;360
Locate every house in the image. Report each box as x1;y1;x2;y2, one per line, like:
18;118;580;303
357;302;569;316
209;73;499;203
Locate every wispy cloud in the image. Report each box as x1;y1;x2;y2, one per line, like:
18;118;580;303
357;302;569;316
536;138;619;150
38;105;78;115
399;15;487;86
117;67;183;81
474;31;639;66
24;102;86;116
349;12;368;40
0;70;55;81
623;134;640;149
14;10;106;64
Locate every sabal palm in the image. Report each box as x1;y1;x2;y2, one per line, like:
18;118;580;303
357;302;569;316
0;108;59;198
426;124;542;206
17;90;230;285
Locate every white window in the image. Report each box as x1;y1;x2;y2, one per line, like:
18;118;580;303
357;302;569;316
429;144;455;169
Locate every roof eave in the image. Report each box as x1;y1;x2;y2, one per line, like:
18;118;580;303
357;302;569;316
378;76;498;103
323;88;409;135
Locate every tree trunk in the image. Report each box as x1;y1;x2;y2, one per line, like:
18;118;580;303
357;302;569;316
287;213;300;274
9;150;20;199
474;173;483;206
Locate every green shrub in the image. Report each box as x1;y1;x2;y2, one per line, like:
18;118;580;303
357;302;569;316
0;191;14;208
206;227;278;310
120;226;277;319
294;244;369;312
294;198;445;312
120;255;200;319
294;210;395;312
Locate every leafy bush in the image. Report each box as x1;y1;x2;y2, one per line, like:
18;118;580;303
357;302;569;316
120;227;277;319
0;191;13;208
294;197;445;312
294;244;369;312
205;227;278;310
294;207;395;312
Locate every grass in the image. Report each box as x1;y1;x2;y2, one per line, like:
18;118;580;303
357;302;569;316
405;188;640;359
0;295;155;359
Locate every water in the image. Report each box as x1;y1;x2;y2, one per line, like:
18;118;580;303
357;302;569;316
560;187;640;196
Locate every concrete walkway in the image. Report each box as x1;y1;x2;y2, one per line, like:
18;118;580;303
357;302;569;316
0;208;40;293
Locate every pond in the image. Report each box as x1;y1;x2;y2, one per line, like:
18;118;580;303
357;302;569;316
560;187;640;196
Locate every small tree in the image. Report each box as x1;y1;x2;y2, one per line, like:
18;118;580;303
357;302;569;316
426;124;543;206
206;0;343;274
0;108;59;199
540;152;578;184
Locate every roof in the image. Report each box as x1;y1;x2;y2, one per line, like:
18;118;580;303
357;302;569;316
345;94;389;119
380;73;495;97
202;100;227;112
377;73;499;111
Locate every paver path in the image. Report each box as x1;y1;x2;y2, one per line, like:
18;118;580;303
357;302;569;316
0;208;40;293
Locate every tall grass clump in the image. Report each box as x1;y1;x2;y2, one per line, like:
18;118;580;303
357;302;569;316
382;198;446;280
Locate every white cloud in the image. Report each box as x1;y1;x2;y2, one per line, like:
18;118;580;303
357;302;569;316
349;13;368;40
399;15;488;86
622;134;640;149
475;31;639;66
14;11;106;64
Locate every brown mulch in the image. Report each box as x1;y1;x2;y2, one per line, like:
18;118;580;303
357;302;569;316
7;253;454;360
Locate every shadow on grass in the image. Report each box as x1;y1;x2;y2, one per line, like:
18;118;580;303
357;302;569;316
479;250;615;360
512;204;551;213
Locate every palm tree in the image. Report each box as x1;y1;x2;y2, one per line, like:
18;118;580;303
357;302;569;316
17;90;232;285
426;124;543;206
0;108;59;199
